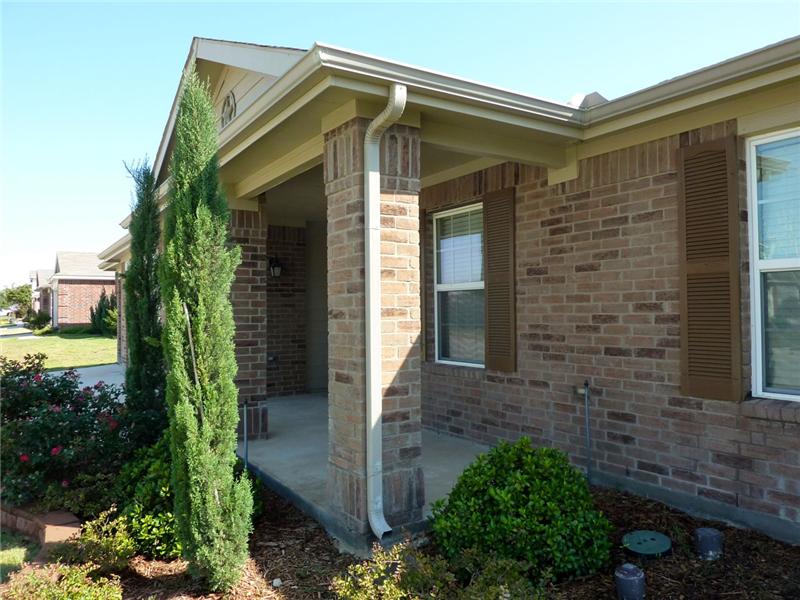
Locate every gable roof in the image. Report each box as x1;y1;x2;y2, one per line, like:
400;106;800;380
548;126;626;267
53;252;115;281
152;37;307;184
32;269;54;289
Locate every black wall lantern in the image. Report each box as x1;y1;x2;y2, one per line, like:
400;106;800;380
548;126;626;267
268;257;283;278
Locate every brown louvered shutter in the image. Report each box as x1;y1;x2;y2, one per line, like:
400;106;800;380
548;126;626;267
678;137;741;401
420;208;427;363
484;188;516;372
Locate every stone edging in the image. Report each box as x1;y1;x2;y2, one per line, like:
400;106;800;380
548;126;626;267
0;504;81;562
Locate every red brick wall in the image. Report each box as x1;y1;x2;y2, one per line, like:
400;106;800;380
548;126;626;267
39;289;51;317
230;207;268;404
265;224;307;396
420;121;800;535
55;280;114;327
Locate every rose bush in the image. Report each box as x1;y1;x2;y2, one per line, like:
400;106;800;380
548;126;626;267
0;354;133;513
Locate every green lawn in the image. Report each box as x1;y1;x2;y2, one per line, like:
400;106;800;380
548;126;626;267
0;332;117;370
0;530;39;583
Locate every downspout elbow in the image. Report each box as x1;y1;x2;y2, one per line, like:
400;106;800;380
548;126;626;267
364;83;407;540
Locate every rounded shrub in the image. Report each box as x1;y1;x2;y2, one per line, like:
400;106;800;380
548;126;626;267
431;438;612;580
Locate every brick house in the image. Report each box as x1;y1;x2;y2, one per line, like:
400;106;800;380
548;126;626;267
50;252;115;328
100;36;800;548
30;269;53;315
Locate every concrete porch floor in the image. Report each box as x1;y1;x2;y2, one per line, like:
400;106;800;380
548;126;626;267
238;394;488;525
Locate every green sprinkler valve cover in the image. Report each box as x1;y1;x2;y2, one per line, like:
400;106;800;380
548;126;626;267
622;530;672;558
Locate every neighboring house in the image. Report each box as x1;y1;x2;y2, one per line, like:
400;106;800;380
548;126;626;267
100;36;800;547
30;269;54;315
50;252;115;327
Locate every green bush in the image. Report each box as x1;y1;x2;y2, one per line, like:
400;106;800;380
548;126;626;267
4;563;121;600
51;507;135;575
332;541;456;600
42;472;119;519
431;439;611;580
332;541;548;600
27;310;51;330
89;291;116;336
110;436;260;560
0;354;132;513
124;503;180;559
115;434;181;559
102;308;118;337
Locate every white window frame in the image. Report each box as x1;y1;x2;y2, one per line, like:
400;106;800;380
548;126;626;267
433;203;485;368
746;126;800;402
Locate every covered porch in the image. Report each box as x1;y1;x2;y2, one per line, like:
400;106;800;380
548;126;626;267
238;395;488;536
158;38;581;548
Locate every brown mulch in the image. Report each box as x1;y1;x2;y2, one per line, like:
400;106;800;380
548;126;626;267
79;485;800;599
119;489;355;599
554;487;800;600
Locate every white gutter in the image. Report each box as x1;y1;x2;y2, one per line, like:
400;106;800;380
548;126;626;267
363;82;407;540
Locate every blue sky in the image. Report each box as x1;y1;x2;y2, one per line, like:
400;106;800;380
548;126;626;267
1;1;799;288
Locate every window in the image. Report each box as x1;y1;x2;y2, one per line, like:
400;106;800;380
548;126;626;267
748;128;800;401
434;204;485;366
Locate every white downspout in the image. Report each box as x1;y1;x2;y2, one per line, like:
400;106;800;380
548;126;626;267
364;83;407;540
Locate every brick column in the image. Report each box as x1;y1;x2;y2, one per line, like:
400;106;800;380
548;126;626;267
324;118;424;537
230;203;268;405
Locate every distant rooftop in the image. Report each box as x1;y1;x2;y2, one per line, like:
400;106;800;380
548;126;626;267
53;252;114;280
32;268;54;289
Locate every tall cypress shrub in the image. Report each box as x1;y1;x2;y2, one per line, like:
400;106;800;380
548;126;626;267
160;69;252;591
124;160;167;446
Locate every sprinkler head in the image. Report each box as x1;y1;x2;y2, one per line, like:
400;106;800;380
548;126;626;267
615;563;645;600
694;527;723;561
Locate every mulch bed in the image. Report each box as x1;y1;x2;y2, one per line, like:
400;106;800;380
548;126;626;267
119;489;355;599
114;485;800;599
555;487;800;600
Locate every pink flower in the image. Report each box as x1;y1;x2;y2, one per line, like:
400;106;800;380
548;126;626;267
61;480;70;488
94;381;105;390
108;418;119;431
33;374;42;383
50;445;63;456
49;405;62;413
19;454;30;463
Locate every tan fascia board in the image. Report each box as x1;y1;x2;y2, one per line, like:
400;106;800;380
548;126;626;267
216;44;587;168
583;62;800;140
585;35;800;127
50;274;116;282
314;44;582;126
216;40;800;176
98;232;132;265
149;36;800;203
152;39;199;184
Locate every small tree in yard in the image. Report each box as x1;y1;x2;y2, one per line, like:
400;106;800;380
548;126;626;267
160;69;252;591
124;160;167;446
90;290;117;335
1;284;32;317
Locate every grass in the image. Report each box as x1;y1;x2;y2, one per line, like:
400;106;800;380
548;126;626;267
0;331;116;370
0;529;39;583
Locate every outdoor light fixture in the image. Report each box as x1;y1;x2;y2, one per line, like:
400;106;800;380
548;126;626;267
268;257;283;278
